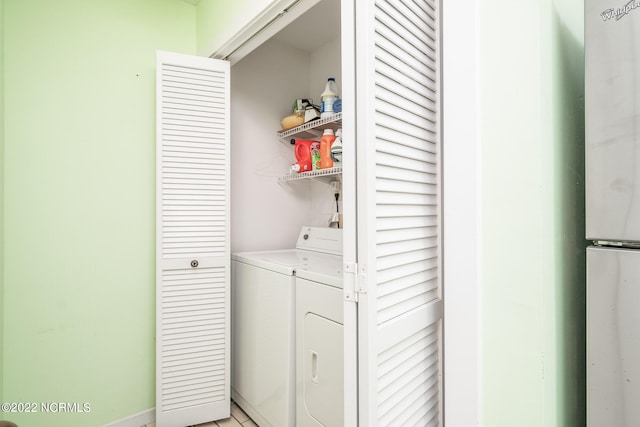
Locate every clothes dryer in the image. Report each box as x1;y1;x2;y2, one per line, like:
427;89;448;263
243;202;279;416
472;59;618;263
295;249;344;426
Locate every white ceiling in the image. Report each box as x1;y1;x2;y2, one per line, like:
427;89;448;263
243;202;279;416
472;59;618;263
179;0;340;52
272;0;341;52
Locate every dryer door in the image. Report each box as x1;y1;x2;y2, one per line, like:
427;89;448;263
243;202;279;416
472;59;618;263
297;277;344;427
302;314;344;426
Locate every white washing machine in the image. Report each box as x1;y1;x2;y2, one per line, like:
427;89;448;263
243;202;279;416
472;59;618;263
295;242;344;426
231;227;342;427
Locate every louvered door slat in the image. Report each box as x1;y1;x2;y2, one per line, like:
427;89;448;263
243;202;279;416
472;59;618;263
355;0;442;425
156;51;230;427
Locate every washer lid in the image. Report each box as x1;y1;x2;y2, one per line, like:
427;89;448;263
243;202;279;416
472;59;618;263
232;249;308;275
296;253;343;288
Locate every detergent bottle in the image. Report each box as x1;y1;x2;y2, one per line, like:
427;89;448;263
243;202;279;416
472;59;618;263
292;139;315;173
320;129;336;169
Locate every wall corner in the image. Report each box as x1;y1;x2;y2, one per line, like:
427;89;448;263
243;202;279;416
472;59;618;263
0;0;6;404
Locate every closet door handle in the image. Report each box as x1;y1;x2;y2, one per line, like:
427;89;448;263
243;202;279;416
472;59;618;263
190;260;199;268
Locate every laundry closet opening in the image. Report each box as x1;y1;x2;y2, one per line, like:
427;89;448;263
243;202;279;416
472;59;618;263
228;0;345;426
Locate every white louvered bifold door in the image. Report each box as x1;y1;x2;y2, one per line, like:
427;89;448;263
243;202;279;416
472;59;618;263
156;51;231;427
353;1;443;425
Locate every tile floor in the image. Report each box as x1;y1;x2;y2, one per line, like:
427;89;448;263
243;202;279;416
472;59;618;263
143;401;257;427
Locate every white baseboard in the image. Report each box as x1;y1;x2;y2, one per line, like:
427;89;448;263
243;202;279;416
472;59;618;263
102;408;155;427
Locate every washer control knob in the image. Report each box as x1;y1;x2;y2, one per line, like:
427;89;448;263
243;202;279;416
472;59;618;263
303;234;309;240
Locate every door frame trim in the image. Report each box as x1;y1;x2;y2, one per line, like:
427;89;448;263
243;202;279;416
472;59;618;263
442;1;482;425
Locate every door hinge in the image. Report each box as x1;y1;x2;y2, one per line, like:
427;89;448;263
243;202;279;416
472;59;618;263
344;262;367;302
344;262;358;302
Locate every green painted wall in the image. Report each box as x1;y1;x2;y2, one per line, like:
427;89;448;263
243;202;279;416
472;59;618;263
480;0;585;425
2;1;195;426
480;1;545;423
0;0;5;405
196;0;271;56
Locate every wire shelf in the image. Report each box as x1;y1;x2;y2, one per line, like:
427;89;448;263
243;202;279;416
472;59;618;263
278;167;342;184
277;113;342;141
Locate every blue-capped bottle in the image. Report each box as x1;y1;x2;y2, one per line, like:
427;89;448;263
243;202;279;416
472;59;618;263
320;78;339;118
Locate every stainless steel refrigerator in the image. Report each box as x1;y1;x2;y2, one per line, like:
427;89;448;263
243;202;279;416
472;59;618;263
586;0;640;425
